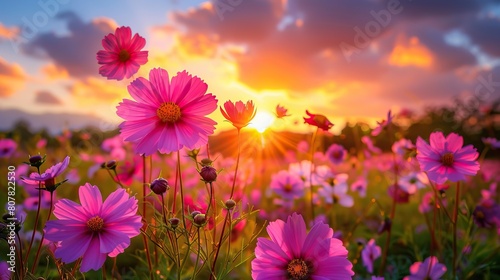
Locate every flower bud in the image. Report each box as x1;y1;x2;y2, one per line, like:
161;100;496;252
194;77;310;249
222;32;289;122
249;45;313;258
193;214;206;226
150;178;170;195
105;160;117;169
190;210;201;219
200;166;217;183
225;199;236;210
27;154;46;168
169;218;180;229
200;158;214;167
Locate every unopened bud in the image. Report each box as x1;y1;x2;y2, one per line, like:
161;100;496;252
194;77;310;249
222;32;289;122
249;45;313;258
169;218;180;229
150;178;170;195
200;166;217;182
225;199;236;210
193;214;206;226
27;154;46;168
105;160;117;169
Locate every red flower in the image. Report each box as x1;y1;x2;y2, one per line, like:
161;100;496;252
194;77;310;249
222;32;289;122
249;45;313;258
303;110;334;131
220;100;257;131
275;104;290;118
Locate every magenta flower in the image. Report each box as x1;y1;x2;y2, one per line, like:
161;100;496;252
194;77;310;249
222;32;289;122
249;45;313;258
403;256;447;280
44;183;142;272
116;68;218;155
303;110;334;131
362;239;381;274
416;132;480;184
0;138;17;158
372;110;394;136
97;26;148;81
251;213;354;279
270;170;305;200
22;156;70;191
326;143;347;165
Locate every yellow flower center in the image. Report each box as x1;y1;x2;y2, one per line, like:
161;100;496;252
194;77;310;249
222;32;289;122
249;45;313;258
118;49;131;62
87;216;104;233
287;259;310;280
441;152;454;167
157;102;181;123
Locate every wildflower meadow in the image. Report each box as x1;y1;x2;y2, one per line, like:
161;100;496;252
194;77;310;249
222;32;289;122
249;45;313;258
1;4;500;280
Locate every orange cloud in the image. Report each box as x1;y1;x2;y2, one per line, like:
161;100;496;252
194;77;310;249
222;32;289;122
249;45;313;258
389;36;433;68
0;57;26;97
70;77;128;105
41;63;69;80
0;23;19;39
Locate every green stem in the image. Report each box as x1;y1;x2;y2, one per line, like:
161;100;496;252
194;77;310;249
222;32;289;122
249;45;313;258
141;155;153;279
31;191;54;273
309;127;318;220
453;182;460;279
24;167;43;264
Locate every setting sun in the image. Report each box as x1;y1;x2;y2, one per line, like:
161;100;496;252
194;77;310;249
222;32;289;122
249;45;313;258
248;111;275;133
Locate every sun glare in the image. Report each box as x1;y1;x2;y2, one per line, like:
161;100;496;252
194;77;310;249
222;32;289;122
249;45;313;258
249;111;275;133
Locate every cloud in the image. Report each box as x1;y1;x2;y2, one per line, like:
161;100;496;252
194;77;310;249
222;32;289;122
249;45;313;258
0;22;19;40
0;57;26;97
461;17;500;57
35;90;62;105
22;12;117;78
69;77;128;105
41;63;69;80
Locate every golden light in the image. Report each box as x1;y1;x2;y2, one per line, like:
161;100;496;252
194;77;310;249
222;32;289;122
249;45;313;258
248;111;276;133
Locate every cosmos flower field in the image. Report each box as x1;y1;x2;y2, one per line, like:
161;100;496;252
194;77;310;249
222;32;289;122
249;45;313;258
1;26;500;280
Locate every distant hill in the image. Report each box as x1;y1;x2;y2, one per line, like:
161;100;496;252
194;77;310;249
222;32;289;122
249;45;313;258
0;108;114;134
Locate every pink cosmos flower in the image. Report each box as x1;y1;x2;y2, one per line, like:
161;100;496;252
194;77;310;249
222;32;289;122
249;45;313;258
303;110;334;131
251;213;354;279
325;143;347;165
220;100;257;131
289;160;313;186
371;110;394;136
403;256;447;280
362;239;381;274
314;167;353;207
44;183;142;272
362;136;382;157
351;175;368;197
399;172;429;194
22;156;70;191
270;170;305;200
416;132;480;184
275;104;290;118
97;26;148;81
392;138;415;157
0;138;17;158
116;68;218;155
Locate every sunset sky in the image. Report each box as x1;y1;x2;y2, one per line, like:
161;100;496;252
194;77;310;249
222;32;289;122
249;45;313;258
1;0;500;134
